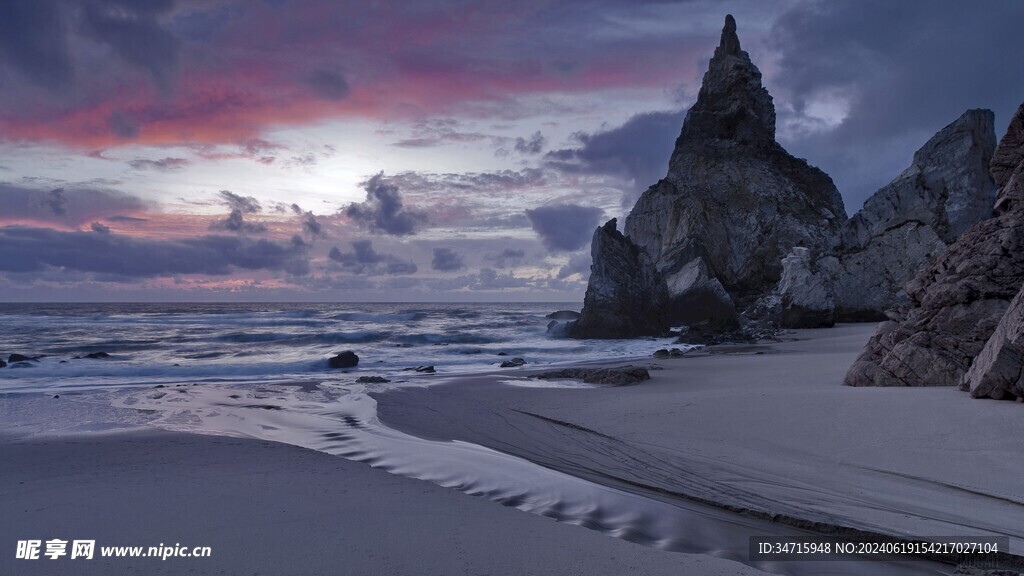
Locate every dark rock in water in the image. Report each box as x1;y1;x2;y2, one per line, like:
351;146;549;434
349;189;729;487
355;376;391;384
546;310;580;320
0;360;5;368
533;366;650;386
574;15;845;338
653;348;687;358
545;319;572;337
328;351;359;369
85;351;111;359
846;102;1024;388
499;357;526;368
496;352;508;356
52;394;59;399
402;365;435;373
963;284;1024;400
8;353;32;362
786;110;997;323
569;219;669;338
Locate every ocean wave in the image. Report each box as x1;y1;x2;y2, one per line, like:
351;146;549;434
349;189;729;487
330;312;428;322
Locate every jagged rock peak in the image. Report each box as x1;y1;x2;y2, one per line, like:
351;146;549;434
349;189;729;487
718;14;741;56
682;14;776;147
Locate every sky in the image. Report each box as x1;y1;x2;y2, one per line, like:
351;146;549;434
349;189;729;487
0;0;1021;302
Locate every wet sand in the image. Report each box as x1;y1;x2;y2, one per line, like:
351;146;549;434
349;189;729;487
0;430;767;576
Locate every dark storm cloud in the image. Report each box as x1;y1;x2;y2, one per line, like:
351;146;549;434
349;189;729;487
0;226;310;277
431;247;465;272
306;69;350;100
90;221;111;234
39;188;67;216
488;248;525;269
546;109;685;204
288;204;323;236
106;215;148;223
769;0;1024;210
0;183;149;225
514;132;546;155
328;240;417;275
218;190;261;213
209;209;267;234
82;0;181;87
128;157;190;171
0;0;73;91
346;172;426;236
525;204;604;252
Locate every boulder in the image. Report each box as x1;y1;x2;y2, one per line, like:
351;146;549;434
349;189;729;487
355;376;391;384
85;351;111;359
845;102;1024;388
8;353;32;362
962;285;1024;400
403;365;436;373
0;359;5;368
499;357;526;368
569;219;669;338
328;351;359;369
546;310;581;320
778;247;835;328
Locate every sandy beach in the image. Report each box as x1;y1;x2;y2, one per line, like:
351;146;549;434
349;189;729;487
0;429;767;576
375;324;1024;565
3;323;1022;575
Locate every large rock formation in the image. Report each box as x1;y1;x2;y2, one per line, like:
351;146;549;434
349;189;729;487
963;285;1024;400
845;102;1024;388
570;219;668;338
572;15;846;338
827;109;997;321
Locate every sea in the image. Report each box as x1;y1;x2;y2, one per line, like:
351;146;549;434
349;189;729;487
0;302;677;393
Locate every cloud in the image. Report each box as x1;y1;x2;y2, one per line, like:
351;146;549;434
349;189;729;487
346;172;426;235
431;247;465;272
546;109;685;204
81;0;180;88
90;222;111;234
109;110;140;139
0;183;150;226
306;69;351;101
489;248;525;268
525;204;603;252
327;240;417;275
218;190;262;213
209;209;267;234
557;250;592;279
289;204;323;236
0;226;310;278
514;131;546;154
128;157;190;171
0;0;72;91
39;188;67;216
